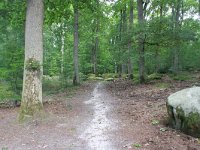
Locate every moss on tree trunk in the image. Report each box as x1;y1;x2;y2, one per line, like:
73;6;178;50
18;70;44;122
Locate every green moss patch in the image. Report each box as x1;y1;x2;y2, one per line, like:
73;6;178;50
167;105;200;137
25;58;41;71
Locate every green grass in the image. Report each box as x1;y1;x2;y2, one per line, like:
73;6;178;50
169;72;194;81
155;82;170;89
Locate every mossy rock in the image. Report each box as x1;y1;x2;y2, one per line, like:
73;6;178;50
167;87;200;137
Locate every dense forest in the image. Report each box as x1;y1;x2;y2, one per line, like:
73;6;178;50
1;0;200;149
0;0;200;117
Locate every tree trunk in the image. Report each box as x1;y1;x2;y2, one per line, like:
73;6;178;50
155;4;163;73
199;0;200;16
137;0;145;83
173;0;181;74
60;24;65;76
92;0;100;75
73;0;80;85
19;0;44;121
118;9;123;77
128;0;134;79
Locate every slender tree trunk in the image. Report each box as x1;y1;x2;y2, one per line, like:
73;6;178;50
19;0;44;121
73;0;80;85
137;0;145;83
92;0;100;75
118;9;123;77
60;24;65;76
173;0;181;74
199;0;200;16
155;4;163;73
122;4;127;74
128;0;134;79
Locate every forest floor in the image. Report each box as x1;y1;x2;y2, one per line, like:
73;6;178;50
1;75;200;150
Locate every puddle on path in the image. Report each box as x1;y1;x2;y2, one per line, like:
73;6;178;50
80;83;115;150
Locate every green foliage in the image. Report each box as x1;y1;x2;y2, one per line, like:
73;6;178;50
0;81;20;102
170;73;192;81
132;143;142;148
25;58;41;71
1;0;200;102
148;73;163;80
43;76;63;95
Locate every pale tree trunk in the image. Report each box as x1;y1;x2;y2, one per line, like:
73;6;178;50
19;0;44;121
73;0;80;85
128;0;134;79
137;0;145;83
60;24;65;76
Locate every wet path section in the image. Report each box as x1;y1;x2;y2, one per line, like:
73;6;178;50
80;82;116;150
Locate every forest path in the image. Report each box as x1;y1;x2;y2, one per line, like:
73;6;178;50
0;82;129;150
1;80;200;150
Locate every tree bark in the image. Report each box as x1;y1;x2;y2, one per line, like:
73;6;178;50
60;24;65;76
19;0;44;121
73;0;80;85
137;0;145;83
128;0;134;79
122;4;127;74
199;0;200;16
92;0;100;75
173;0;181;74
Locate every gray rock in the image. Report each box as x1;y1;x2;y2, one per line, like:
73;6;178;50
167;87;200;137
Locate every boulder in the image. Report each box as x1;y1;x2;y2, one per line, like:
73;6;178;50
167;87;200;137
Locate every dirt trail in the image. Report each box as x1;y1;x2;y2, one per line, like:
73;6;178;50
1;81;200;150
0;82;125;150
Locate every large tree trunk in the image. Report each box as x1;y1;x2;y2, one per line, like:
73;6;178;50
137;0;145;83
19;0;44;121
73;0;80;85
128;0;134;79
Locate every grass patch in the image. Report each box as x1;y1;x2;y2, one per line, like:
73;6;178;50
132;143;142;148
155;82;170;89
169;72;194;81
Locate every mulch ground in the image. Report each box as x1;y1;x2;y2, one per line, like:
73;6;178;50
105;75;200;150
